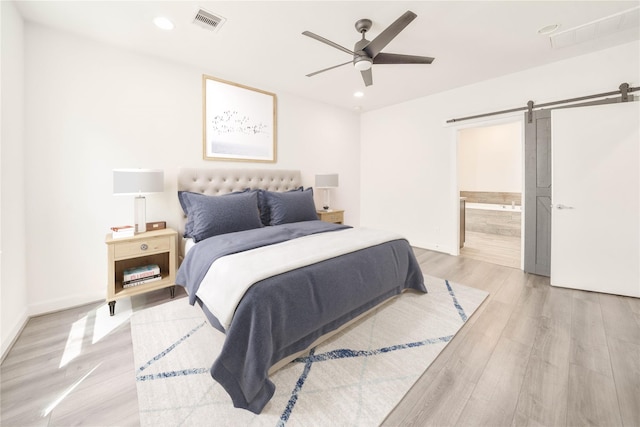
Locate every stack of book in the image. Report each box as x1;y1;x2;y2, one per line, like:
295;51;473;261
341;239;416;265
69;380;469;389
123;264;161;288
111;225;135;239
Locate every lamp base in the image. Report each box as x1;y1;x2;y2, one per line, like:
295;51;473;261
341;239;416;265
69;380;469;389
134;196;147;233
322;188;331;212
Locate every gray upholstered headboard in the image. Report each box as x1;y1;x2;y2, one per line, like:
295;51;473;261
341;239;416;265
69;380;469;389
177;168;302;254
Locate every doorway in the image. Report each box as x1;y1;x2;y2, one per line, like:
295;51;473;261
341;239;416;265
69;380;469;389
456;120;524;269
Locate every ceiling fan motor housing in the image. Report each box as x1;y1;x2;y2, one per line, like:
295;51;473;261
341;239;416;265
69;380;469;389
354;36;373;70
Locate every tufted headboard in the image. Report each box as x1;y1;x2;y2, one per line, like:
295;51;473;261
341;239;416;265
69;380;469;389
177;168;302;254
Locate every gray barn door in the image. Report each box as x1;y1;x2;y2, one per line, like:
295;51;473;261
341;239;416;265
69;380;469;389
524;109;551;276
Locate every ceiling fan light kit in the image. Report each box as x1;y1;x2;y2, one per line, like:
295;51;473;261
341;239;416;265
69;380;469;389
354;57;373;71
303;10;434;87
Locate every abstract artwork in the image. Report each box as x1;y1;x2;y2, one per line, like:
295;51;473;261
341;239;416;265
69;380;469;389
202;74;276;162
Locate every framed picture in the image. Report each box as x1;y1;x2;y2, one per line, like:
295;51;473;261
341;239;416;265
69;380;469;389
202;74;277;162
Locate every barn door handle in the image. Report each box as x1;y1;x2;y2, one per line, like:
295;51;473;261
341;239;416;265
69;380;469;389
552;204;574;209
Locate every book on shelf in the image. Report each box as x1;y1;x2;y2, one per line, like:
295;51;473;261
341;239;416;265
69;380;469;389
123;274;161;288
111;225;135;239
123;264;160;282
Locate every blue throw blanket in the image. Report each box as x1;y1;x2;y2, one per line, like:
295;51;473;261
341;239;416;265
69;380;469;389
176;221;351;308
176;221;426;413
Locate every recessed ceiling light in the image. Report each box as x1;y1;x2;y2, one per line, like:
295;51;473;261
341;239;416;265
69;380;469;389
154;16;174;30
537;24;560;35
354;91;364;98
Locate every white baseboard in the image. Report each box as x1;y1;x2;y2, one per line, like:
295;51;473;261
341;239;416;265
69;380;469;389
1;307;29;362
410;239;455;255
28;291;106;318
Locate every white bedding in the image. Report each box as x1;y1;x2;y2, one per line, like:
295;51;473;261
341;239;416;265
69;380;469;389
184;237;196;256
195;227;403;330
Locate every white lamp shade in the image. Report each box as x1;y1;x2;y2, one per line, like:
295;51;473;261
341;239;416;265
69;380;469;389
315;174;339;188
113;169;164;195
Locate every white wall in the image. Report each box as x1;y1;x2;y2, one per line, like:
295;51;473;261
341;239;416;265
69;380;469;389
458;122;522;193
22;23;360;316
361;40;640;254
1;1;28;357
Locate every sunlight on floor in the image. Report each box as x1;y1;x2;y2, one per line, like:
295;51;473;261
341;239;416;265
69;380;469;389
93;297;132;344
59;315;88;368
57;297;132;370
43;298;133;419
41;363;102;417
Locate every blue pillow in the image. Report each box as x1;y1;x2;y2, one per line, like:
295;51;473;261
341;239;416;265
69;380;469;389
257;186;303;226
263;188;317;226
178;190;262;242
179;189;257;237
178;191;202;237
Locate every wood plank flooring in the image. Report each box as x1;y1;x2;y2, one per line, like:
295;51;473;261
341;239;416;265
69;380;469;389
460;230;521;269
2;249;639;426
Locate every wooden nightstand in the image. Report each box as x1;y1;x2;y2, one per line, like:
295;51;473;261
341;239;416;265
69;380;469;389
105;228;178;316
317;209;344;224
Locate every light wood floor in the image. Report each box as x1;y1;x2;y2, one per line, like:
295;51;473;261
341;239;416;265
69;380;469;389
459;230;521;269
2;249;639;426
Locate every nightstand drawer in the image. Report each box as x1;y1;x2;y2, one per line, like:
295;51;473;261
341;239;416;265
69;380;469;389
114;236;171;259
322;212;343;223
317;210;344;224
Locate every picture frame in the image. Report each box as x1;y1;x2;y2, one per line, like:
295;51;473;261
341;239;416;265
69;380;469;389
202;74;277;162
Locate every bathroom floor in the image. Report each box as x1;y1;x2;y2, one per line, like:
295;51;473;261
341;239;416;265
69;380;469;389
459;230;521;269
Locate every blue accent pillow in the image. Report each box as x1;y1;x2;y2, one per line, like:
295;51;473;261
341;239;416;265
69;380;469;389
178;190;262;242
179;189;257;236
263;188;317;226
257;186;303;226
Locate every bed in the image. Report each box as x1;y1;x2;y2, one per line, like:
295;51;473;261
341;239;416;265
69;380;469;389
175;168;426;413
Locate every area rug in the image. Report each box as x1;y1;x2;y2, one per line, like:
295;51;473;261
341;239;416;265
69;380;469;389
130;275;488;426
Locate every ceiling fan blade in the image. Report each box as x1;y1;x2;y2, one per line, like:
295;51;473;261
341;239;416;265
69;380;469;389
302;31;355;56
361;68;373;87
306;61;352;77
373;52;434;65
363;11;417;58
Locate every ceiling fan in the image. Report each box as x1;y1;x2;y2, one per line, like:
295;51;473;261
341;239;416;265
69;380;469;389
302;10;435;87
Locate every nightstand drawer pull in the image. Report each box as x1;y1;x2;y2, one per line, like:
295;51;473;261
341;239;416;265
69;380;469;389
140;243;148;251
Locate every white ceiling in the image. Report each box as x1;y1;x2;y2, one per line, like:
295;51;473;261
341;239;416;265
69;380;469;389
15;1;640;112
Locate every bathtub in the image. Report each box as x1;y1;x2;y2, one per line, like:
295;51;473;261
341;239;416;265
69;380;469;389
466;202;522;212
465;202;522;236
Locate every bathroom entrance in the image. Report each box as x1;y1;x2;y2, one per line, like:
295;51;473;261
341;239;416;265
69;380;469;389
456;120;523;269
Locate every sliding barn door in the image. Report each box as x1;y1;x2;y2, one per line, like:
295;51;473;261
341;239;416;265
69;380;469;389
551;101;639;297
524;109;552;276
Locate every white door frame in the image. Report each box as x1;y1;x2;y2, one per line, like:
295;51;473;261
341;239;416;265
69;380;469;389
447;113;525;268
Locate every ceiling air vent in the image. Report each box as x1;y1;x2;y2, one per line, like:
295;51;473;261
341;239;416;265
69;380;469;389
550;6;639;48
193;8;226;32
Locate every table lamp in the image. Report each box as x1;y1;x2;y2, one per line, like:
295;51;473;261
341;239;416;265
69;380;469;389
113;169;164;233
315;173;339;211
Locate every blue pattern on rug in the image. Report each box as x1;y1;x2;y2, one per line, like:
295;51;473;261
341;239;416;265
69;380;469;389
293;335;453;364
136;321;208;381
133;279;475;425
277;347;316;426
445;279;468;322
277;282;469;425
138;368;210;381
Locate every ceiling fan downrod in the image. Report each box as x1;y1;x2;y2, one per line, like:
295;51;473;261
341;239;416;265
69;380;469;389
353;18;373;71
